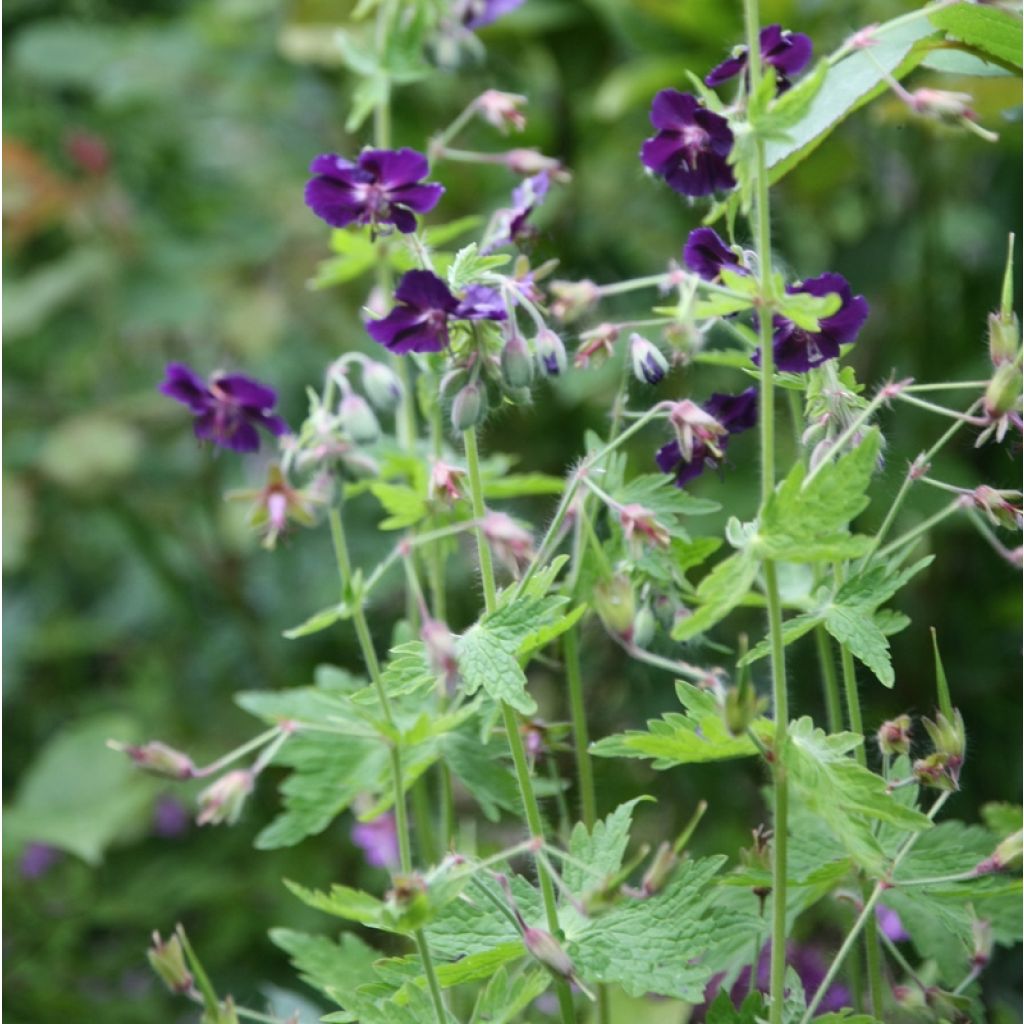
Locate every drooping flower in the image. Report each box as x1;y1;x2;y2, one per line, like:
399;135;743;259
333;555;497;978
456;0;525;30
366;270;506;354
352;812;400;869
629;333;670;384
160;363;289;453
705;24;813;93
486;171;550;252
758;273;869;373
304;149;444;235
641;90;736;197
683;227;747;282
226;463;321;550
656;388;758;487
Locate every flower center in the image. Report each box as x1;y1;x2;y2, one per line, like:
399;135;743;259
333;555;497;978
679;124;709;167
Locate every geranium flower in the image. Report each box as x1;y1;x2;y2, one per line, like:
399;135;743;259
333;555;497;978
160;363;289;453
641;90;736;197
486;171;550;251
656;388;758;487
304;148;443;235
757;273;869;373
705;24;813;93
683;227;747;281
366;270;506;354
456;0;525;30
352;812;400;869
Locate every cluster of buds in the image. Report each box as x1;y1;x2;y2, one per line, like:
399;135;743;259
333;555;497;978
877;714;912;756
978;232;1022;445
912;708;966;791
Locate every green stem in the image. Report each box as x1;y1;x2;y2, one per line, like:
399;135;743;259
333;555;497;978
463;426;575;1024
564;626;596;829
873;499;960;562
814;626;843;734
327;506;446;1024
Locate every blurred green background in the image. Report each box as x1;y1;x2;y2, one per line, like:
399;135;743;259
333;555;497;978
3;0;1021;1021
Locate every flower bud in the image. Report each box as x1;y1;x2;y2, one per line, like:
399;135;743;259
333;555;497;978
451;382;487;431
534;328;567;376
421;618;459;692
481;511;534;575
362;361;404;412
988;310;1020;366
108;740;195;780
877;715;912;756
640;841;678;897
147;931;193;994
503;148;564;177
384;873;430;930
574;322;619;369
619;503;670;548
632;604;656;649
971;917;994;970
501;332;534;389
340;394;380;443
429;459;466;503
593;573;636;640
976;829;1023;875
970;485;1022;530
910;87;976;122
912;753;959;792
723;683;760;737
475;89;527;133
523;926;575;980
922;709;965;763
548;279;600;322
196;769;254;827
983;362;1022;419
629;333;669;385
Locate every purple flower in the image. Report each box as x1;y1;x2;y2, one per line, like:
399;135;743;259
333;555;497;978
705;24;813;93
656;388;758;487
641;90;735;197
352;813;399;869
366;270;506;354
456;0;525;29
756;272;869;373
683;227;747;282
304;149;443;235
485;172;550;252
876;903;910;942
160;363;289;453
152;796;191;839
20;842;61;879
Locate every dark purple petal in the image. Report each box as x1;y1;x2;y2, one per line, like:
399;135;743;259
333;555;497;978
683;228;744;281
763;25;813;79
160;363;211;413
694;108;735;156
706;388;758;433
655;439;683;475
649;89;699;131
303;177;364;228
359;147;429;187
640;134;685;175
456;285;507;320
21;842;61;879
764;320;842;372
705;53;747;87
256;412;290;437
368;307;448;354
664;152;736;197
390;206;418;234
394;269;459;314
308;153;360;180
194;410;260;452
388;182;445;213
790;273;869;344
461;0;526;30
214;373;278;411
153;796;190;838
655;439;713;487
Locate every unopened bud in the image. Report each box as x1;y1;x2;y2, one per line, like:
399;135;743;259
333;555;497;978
340;394;381;443
971;917;994;970
574;322;619;369
970;485;1023;530
147;931;193;994
723;684;760;737
619;503;670;548
429;460;465;503
548;279;600;322
421;618;459;692
196;769;254;826
451;382;487;431
976;828;1023;874
501;332;534;389
504;148;565;177
482;511;534;575
913;753;959;792
475;89;527;133
877;715;912;756
108;740;194;780
641;841;678;897
984;362;1022;419
534;328;567;376
593;573;636;640
632;605;656;649
988;310;1020;367
629;333;669;385
910;87;976;121
362;361;404;412
523;926;575;980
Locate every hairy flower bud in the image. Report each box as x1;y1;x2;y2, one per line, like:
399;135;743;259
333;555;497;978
362;361;404;412
976;829;1023;875
548;279;600;322
619;503;670;548
534;328;568;376
108;740;195;780
971;917;994;970
631;604;657;649
877;714;912;756
340;393;381;443
475;89;527;133
983;362;1022;420
988;310;1020;367
429;460;466;503
629;333;669;385
501;332;534;389
196;769;254;827
481;512;534;575
147;931;193;994
451;382;487;431
593;573;636;640
523;926;575;980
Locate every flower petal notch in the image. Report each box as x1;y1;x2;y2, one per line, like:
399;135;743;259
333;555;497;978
705;24;813;93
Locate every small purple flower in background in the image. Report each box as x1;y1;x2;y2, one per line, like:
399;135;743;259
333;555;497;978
876;903;910;942
304;149;443;235
485;172;550;252
152;796;191;839
366;270;506;354
352;812;400;869
641;90;736;197
656;388;758;487
705;24;813;93
160;363;289;454
20;842;61;879
456;0;526;30
683;227;747;282
757;272;869;373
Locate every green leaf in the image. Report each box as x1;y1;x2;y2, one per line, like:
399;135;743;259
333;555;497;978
564;797;651;894
283;602;349;640
456;628;536;715
441;726;521;821
269;929;378;1004
740;611;824;666
285;880;390;929
369;482;428;530
757;431;879;563
591;682;768;767
483;472;566;499
671;550;759;640
823;605;895;688
752;59;829;138
774;286;841;332
471;967;551;1024
447;244;510;290
930;2;1023;70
